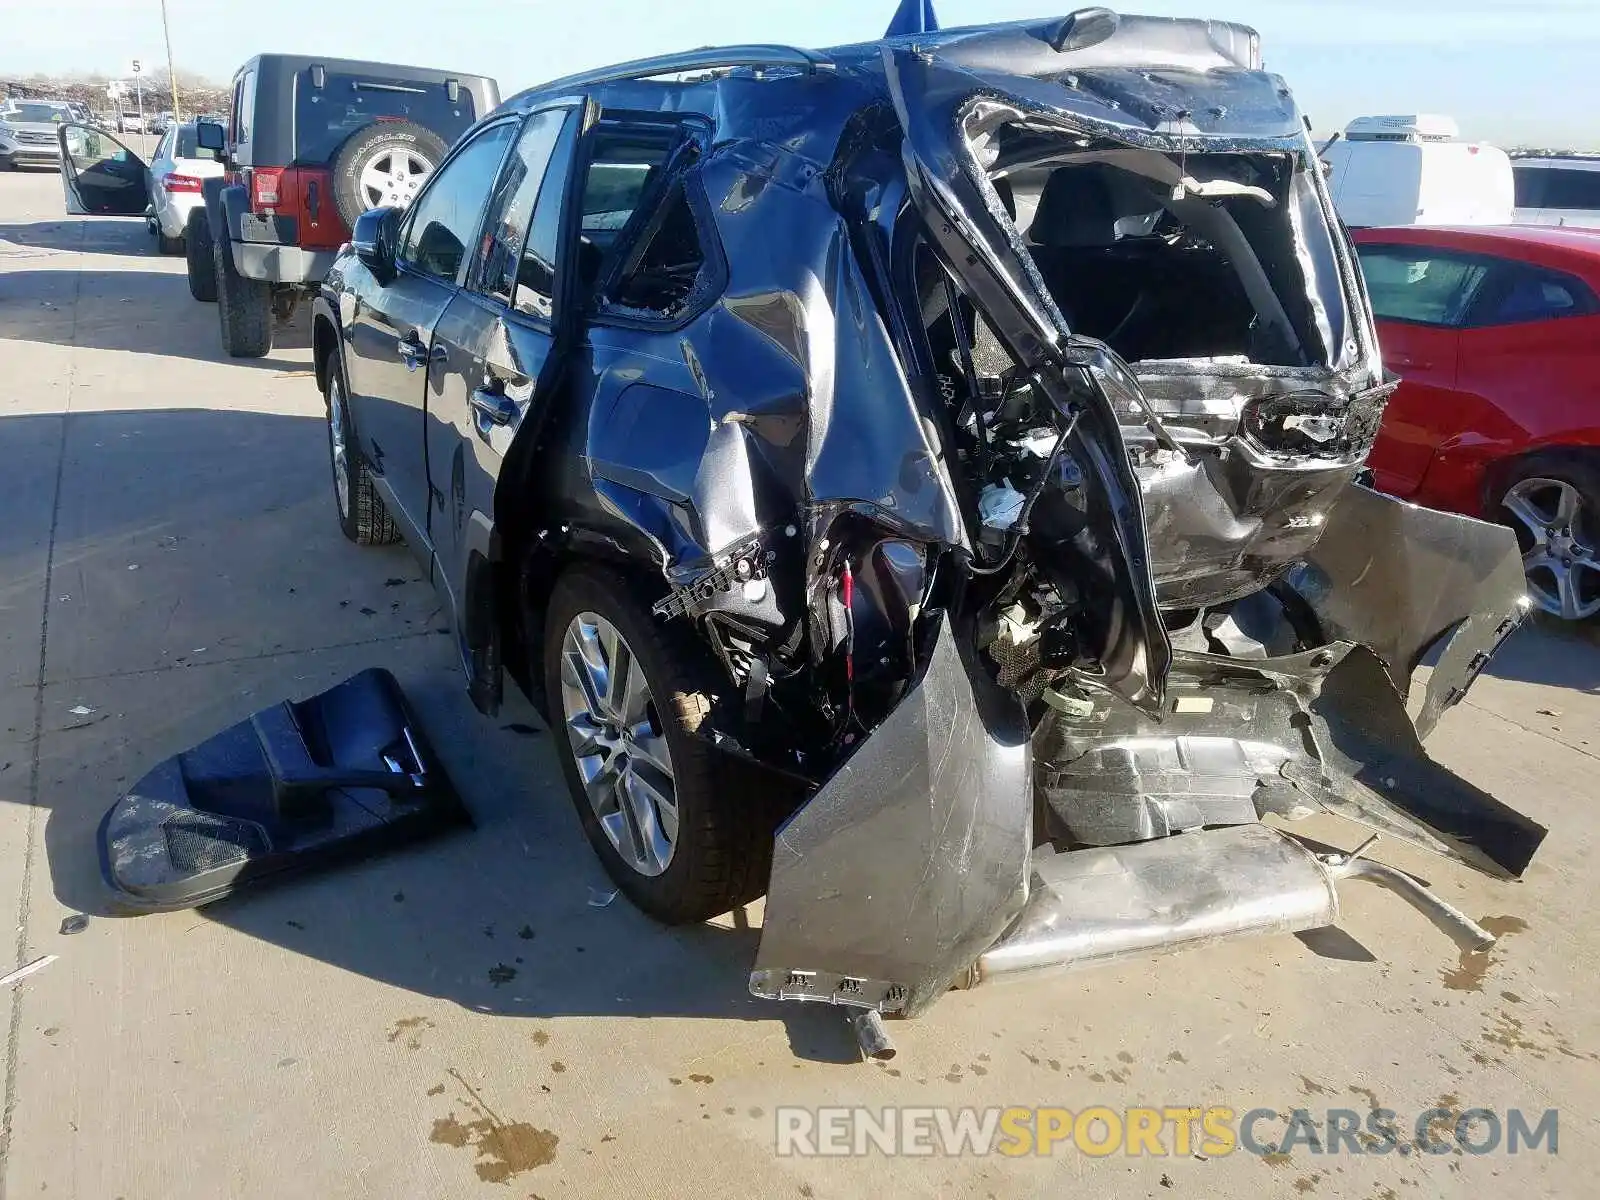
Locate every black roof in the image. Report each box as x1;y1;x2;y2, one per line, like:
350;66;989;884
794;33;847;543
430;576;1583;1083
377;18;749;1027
232;53;496;89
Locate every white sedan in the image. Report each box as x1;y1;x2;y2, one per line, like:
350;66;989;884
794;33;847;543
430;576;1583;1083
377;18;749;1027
144;122;224;253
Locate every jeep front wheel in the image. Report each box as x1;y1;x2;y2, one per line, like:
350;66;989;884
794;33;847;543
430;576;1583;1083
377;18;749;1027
331;122;447;228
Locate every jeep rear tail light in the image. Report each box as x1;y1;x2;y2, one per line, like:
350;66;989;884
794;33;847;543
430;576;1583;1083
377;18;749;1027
161;173;204;194
252;167;284;209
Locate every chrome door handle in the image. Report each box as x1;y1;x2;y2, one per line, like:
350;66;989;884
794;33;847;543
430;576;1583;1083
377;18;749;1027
469;387;516;428
397;336;446;371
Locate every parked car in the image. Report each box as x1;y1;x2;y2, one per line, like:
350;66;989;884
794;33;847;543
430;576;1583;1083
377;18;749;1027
1353;224;1600;620
143;120;226;253
1513;154;1600;229
51;55;495;326
117;111;148;135
300;17;1540;1034
0;99;72;169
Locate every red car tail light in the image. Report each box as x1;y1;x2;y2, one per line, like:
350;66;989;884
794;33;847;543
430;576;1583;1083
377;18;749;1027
161;173;205;193
251;167;284;209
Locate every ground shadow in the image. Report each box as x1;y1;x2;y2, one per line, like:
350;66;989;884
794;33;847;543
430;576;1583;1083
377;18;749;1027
3;402;862;1063
0;210;172;257
1481;616;1600;692
5;401;1596;1067
0;265;312;368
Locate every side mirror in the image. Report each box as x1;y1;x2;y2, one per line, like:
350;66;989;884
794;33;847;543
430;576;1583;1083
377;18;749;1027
195;120;226;153
352;206;401;283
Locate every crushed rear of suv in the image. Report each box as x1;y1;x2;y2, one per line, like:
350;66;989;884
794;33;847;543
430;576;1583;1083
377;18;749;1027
97;11;1545;1049
193;54;499;356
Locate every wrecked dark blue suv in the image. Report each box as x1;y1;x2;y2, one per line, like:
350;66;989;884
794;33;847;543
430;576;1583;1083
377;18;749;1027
309;12;1542;1041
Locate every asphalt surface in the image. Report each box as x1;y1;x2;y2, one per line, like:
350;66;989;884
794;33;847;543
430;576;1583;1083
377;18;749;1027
1;164;1598;1199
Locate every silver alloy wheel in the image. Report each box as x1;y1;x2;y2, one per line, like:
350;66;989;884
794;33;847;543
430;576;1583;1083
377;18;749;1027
559;612;679;876
1503;475;1599;621
357;148;433;210
328;374;350;519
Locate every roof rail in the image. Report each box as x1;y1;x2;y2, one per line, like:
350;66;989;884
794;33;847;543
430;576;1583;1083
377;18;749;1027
531;45;835;94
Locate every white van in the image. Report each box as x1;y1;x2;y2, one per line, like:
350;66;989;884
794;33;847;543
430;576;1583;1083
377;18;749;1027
1513;155;1600;229
1319;114;1513;228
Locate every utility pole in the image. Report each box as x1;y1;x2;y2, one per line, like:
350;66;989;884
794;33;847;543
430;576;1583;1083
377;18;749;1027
160;0;182;121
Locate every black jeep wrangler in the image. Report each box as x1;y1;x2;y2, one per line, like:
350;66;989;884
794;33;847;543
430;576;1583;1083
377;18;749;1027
191;54;499;357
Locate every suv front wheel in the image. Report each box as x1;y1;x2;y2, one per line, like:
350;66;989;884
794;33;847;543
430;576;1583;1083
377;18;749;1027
325;358;400;546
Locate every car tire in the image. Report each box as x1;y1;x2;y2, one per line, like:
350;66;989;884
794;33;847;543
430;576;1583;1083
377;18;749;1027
1496;453;1600;623
330;121;447;229
185;209;217;302
324;355;400;546
213;232;272;358
542;565;772;924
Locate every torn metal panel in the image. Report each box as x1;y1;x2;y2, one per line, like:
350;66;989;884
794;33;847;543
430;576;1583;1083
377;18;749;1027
964;821;1497;989
1291;482;1529;733
1035;643;1546;880
751;614;1031;1016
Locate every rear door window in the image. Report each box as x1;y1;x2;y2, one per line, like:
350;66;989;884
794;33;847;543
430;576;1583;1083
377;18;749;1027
1467;262;1600;326
474;108;575;319
398;121;517;283
579;130;678;253
234;70;256;144
294;71;477;164
1356;246;1489;327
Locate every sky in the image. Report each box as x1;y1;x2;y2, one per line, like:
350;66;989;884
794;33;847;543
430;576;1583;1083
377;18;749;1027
5;0;1598;148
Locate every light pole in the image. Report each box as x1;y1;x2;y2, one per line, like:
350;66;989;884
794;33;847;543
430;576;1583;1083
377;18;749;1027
160;0;181;121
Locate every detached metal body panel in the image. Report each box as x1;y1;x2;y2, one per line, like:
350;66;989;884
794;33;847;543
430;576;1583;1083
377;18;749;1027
752;617;1032;1016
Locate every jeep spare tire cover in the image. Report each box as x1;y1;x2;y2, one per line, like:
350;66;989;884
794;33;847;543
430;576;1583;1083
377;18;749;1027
331;121;448;228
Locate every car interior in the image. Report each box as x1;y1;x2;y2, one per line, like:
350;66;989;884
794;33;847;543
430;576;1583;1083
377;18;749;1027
993;146;1328;368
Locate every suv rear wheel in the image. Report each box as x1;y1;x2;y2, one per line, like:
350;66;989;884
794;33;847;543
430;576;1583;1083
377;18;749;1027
331;121;447;228
542;566;771;924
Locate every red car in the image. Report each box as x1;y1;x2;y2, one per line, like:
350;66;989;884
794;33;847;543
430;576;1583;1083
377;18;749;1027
1353;225;1600;621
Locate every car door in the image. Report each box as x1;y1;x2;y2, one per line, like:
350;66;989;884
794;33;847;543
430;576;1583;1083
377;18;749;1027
57;123;150;215
1353;243;1488;497
146;126;175;216
1454;260;1600;445
426;104;582;707
343;118;519;547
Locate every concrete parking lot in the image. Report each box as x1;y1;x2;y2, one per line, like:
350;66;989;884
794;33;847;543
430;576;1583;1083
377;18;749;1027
1;163;1598;1198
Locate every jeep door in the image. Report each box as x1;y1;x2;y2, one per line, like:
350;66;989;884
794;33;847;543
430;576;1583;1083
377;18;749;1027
425;104;581;705
57;124;150;215
343;118;519;546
